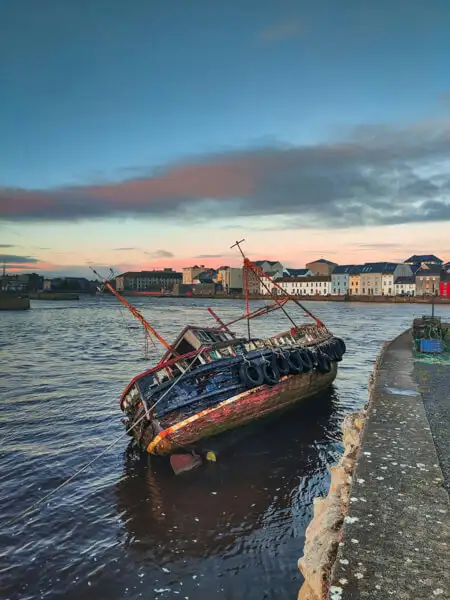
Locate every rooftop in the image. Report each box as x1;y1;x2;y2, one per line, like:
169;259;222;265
349;265;365;275
118;270;181;278
276;275;331;282
416;265;443;276
360;262;398;274
394;275;415;284
254;260;281;267
332;264;355;274
305;258;337;266
405;254;443;264
285;268;310;277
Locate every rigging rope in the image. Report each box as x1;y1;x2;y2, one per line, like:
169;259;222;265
2;358;196;529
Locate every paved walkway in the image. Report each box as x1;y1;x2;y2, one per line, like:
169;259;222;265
414;359;450;494
329;330;449;600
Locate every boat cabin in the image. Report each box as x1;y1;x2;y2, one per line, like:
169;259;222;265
162;326;237;363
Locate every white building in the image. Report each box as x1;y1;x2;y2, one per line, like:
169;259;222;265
331;265;354;295
251;261;283;295
274;276;331;296
217;266;243;293
394;276;416;296
382;264;413;296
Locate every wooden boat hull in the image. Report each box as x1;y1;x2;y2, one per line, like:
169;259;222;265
146;361;337;455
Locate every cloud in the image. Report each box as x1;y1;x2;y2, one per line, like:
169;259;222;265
0;253;39;264
1;119;450;229
114;247;137;251
259;20;303;43
0;244;16;248
195;254;224;258
351;243;405;250
33;246;51;250
144;249;174;258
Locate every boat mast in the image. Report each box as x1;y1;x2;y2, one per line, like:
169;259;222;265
231;239;252;340
229;242;325;329
246;260;325;327
91;268;173;352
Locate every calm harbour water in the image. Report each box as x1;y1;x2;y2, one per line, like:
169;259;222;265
1;297;449;600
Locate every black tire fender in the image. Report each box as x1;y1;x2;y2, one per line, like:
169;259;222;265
316;352;332;373
299;349;313;372
239;361;264;389
287;349;304;374
275;352;291;376
262;360;280;385
335;337;346;355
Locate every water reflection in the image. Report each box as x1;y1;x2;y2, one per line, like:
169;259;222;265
115;389;341;561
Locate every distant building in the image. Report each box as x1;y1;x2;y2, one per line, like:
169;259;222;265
381;264;412;296
348;266;363;295
18;273;44;292
248;260;284;295
394;276;416;297
305;258;337;276
415;266;441;296
116;269;182;292
404;255;443;266
217;267;243;293
275;275;331;296
192;269;218;285
359;262;412;296
331;265;354;295
45;277;97;292
182;265;206;285
253;260;284;276
0;274;27;293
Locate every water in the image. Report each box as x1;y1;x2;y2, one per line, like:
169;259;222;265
1;297;449;600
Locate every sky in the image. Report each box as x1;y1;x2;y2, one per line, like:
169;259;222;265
1;0;450;276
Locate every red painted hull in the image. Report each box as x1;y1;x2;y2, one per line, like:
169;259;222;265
146;362;337;455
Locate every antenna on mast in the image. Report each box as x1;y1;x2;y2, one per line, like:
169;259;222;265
231;239;251;340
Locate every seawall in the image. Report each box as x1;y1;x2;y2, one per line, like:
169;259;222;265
117;293;450;304
0;295;30;310
297;329;450;599
29;292;80;300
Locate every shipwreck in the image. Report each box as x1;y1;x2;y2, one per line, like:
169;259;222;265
97;242;346;459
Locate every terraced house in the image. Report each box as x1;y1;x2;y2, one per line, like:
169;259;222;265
275;275;331;296
359;262;412;296
250;260;284;295
415;266;441;296
394;276;416;296
331;265;354;295
349;266;363;295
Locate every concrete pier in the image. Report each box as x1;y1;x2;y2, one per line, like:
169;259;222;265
328;330;449;599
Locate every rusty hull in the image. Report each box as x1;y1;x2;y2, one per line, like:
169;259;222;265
147;362;337;455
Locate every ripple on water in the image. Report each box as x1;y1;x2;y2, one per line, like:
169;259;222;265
1;297;449;600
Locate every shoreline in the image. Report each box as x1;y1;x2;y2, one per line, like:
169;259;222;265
297;328;450;599
115;293;450;304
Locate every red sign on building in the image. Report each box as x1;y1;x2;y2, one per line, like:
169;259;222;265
440;280;450;297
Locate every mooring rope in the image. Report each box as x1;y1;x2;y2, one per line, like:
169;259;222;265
2;358;196;528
